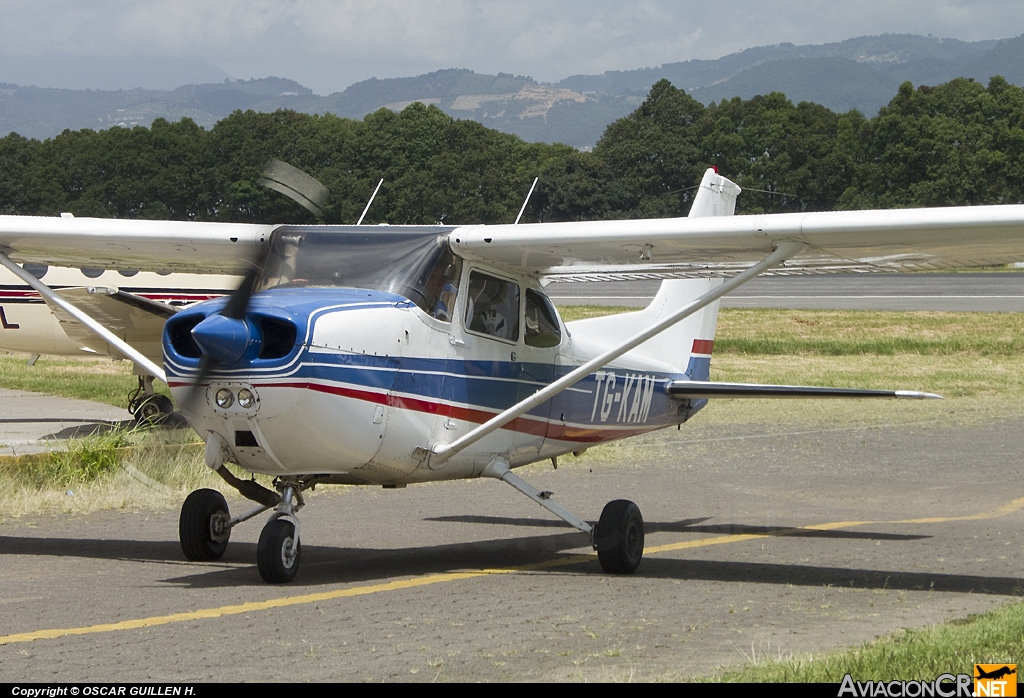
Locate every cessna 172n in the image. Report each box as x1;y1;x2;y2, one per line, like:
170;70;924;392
2;167;1023;583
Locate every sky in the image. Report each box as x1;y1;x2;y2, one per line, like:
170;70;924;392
1;0;1022;93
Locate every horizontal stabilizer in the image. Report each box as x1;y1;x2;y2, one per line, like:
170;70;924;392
668;381;942;400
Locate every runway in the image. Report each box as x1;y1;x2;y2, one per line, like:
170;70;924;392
2;411;1022;681
547;272;1024;311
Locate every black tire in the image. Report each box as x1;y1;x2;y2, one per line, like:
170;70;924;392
179;488;230;561
136;394;174;424
594;499;644;574
257;519;301;584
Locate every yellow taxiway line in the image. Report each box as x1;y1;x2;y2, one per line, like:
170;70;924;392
2;496;1023;646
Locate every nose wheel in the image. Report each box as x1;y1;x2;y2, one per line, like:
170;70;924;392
257;482;304;583
257;518;301;583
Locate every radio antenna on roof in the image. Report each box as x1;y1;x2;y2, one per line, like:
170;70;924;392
514;177;539;225
357;178;384;225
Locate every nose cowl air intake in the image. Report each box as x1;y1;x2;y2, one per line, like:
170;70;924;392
191;314;252;365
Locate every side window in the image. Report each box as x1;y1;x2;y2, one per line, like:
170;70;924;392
524;289;562;348
465;271;520;342
422;248;462;322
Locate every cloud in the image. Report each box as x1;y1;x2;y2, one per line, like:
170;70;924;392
0;0;1021;92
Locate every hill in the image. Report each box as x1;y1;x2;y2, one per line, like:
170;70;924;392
1;34;1022;148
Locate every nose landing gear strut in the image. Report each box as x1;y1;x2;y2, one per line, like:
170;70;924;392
178;465;317;584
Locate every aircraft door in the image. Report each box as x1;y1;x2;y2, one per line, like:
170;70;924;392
519;288;562;459
444;269;526;463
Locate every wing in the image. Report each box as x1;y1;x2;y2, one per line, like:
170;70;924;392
448;204;1024;280
6;193;1024;280
47;286;177;365
0;216;273;274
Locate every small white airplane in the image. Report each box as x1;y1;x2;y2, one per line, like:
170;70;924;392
2;167;1023;583
0;263;236;420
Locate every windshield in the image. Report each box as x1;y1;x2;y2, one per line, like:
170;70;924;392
257;225;461;317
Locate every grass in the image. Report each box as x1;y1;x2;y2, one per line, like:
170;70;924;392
563;306;1024;356
716;309;1024;357
8;308;1021;407
0;426;237;518
561;307;1024;434
700;601;1024;682
0;352;169;408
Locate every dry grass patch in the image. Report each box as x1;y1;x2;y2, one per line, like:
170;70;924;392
0;427;231;518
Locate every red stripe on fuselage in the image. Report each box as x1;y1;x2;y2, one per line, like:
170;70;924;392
235;380;662;445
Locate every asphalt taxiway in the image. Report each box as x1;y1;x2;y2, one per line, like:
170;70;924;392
2;412;1021;681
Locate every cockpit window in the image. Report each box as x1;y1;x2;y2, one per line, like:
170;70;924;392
524;289;561;348
257;225;461;318
420;249;462;321
465;271;520;342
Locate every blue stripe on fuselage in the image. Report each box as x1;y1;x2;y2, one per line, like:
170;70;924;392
686;356;711;381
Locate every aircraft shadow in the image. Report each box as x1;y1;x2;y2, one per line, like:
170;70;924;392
427;514;926;541
42;420;136;440
0;415;189;440
4;519;1005;597
40;414;191;439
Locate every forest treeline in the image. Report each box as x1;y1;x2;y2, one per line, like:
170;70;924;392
1;75;1022;225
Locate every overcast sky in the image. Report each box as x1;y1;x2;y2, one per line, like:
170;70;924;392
1;1;1022;93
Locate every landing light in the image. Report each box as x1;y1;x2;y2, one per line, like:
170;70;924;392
237;389;255;409
215;389;234;408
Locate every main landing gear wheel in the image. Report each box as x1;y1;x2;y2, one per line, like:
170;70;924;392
179;488;231;561
133;394;174;424
257;518;301;584
594;499;645;574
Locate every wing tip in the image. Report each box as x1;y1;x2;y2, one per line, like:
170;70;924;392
895;390;944;400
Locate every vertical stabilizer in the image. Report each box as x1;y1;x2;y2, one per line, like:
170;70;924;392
564;168;741;375
686;167;741;218
638;169;740;375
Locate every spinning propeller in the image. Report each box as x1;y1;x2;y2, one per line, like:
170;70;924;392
178;160;329;410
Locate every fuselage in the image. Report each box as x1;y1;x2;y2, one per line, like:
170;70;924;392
164;278;711;486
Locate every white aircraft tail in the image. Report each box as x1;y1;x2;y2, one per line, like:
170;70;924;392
564;168;740;377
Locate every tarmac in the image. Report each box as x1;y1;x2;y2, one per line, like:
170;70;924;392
2;412;1022;681
0;387;131;457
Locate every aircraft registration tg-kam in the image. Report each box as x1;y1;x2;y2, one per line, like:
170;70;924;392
4;167;1024;583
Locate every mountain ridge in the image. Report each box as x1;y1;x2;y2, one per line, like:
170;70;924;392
1;33;1021;147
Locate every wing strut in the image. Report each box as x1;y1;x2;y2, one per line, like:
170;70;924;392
0;250;167;383
428;240;807;466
